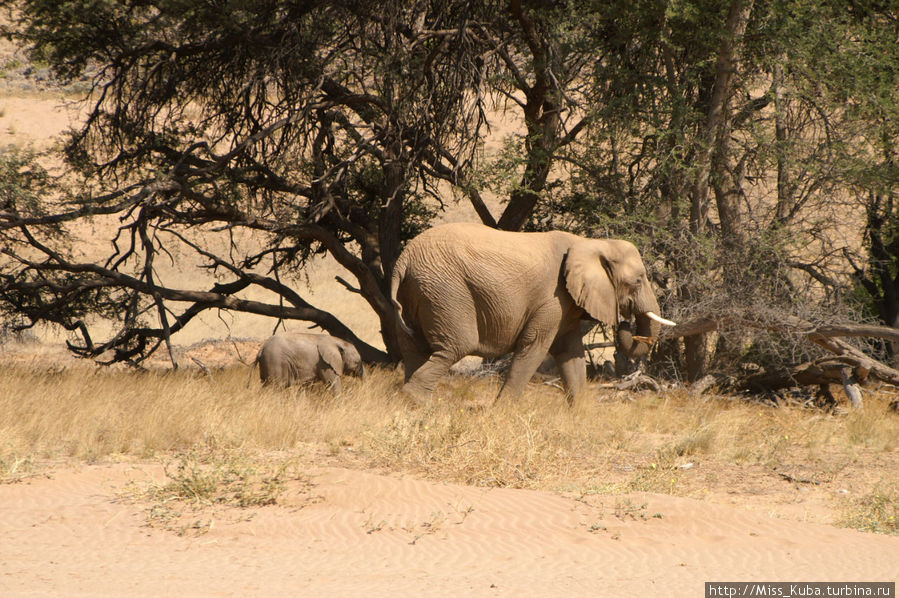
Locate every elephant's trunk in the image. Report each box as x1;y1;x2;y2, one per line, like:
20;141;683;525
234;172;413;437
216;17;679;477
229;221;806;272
616;288;666;360
616;313;659;360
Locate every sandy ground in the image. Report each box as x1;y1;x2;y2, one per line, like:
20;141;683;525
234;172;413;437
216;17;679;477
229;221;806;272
2;461;897;597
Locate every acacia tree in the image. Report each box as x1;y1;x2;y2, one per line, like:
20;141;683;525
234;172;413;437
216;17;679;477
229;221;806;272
521;0;899;379
413;0;601;231
0;0;614;367
0;0;495;364
838;5;899;363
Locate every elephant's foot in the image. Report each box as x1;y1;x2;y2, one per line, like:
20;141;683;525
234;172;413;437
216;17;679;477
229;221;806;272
401;349;457;402
399;382;432;408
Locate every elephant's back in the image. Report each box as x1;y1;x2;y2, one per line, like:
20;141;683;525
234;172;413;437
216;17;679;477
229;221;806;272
395;223;565;354
259;334;317;384
402;222;557;273
399;224;553;294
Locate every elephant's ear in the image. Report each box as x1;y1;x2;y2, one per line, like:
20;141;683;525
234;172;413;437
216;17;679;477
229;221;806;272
563;241;618;325
318;342;343;373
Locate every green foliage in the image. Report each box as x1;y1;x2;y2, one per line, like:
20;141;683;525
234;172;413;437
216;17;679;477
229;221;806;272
154;449;298;508
523;0;899;375
121;448;309;535
0;145;53;219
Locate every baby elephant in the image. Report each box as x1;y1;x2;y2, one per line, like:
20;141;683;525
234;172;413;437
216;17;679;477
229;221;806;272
253;332;364;392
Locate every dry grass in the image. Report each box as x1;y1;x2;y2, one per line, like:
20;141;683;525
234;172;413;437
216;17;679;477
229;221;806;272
839;482;899;535
117;447;311;535
2;361;899;533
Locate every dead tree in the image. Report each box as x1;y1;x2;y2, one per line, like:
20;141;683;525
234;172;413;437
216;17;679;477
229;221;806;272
663;313;899;407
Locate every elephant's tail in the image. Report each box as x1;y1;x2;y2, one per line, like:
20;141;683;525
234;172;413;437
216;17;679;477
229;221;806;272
247;350;261;389
389;258;416;338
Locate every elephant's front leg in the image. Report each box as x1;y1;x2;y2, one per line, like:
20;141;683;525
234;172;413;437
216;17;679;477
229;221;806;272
318;367;342;393
550;330;587;405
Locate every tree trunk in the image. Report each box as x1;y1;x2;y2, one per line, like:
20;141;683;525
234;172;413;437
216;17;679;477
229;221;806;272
773;60;793;224
378;145;406;278
682;0;754;380
690;0;755;235
495;72;561;231
496;0;562;232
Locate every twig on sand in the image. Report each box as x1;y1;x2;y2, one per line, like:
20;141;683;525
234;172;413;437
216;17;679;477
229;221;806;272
776;471;821;485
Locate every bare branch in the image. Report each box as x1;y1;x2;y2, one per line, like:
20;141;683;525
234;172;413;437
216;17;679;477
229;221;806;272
664;313;899;387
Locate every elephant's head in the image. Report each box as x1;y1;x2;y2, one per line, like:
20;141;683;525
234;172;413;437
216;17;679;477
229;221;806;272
564;238;674;359
336;339;365;378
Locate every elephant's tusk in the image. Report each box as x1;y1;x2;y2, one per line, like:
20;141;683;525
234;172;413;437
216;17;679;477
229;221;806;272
646;311;677;327
632;335;656;345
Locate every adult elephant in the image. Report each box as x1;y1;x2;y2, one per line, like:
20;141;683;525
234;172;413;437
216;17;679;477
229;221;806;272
389;222;674;402
253;332;364;393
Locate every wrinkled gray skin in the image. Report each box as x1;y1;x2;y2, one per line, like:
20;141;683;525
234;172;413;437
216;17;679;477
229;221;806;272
389;222;665;402
254;332;364;393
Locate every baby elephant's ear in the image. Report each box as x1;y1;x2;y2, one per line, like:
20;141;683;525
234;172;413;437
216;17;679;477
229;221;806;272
563;241;617;326
336;340;364;376
318;340;343;373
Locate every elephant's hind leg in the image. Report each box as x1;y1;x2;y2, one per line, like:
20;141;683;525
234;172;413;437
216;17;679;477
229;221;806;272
258;359;281;387
396;328;430;383
401;348;459;399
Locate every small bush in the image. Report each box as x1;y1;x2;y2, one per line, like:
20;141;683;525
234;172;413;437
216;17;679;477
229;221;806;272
839;482;899;536
121;448;308;535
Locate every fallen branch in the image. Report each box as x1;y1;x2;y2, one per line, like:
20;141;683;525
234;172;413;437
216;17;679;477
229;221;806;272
666;315;899;346
231;339;250;366
665;313;899;391
690;374;717;397
745;358;864;408
776;471;821;485
584;341;615;350
597;372;662;392
190;356;212;377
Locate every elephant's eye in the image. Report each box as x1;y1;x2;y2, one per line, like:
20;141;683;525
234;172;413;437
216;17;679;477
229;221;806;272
624;275;642;290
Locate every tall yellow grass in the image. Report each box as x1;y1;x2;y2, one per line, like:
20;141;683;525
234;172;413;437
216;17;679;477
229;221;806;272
2;363;897;489
4;361;899;532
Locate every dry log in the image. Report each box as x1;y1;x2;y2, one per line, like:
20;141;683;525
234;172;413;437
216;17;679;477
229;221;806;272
597;372;662;392
744;363;846;407
745;360;845;390
665;314;899;390
690;374;717;397
840;367;863;409
776;471;821;485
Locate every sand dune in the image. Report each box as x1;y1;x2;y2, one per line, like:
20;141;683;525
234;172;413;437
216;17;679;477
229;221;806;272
2;462;896;597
